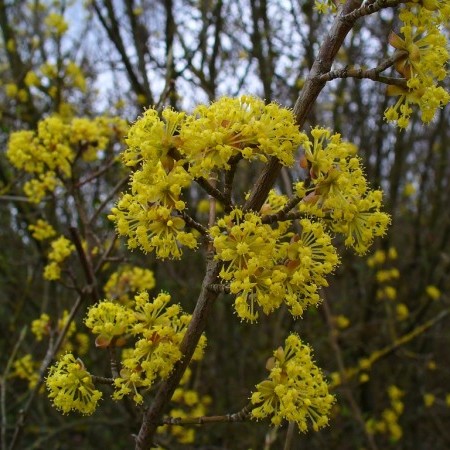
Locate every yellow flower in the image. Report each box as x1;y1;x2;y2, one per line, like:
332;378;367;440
251;334;334;432
423;393;435;407
396;303;409;321
46;354;102;415
28;219;56;241
425;285;441;300
44;12;69;35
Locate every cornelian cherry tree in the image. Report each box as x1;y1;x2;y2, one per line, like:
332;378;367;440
1;1;449;449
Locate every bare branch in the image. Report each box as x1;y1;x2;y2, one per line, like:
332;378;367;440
156;403;252;426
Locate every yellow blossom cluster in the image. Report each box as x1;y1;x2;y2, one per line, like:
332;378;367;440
109;96;306;259
298;128;390;254
103;265;156;304
251;334;335;432
211;208;339;321
367;248;400;300
11;355;40;390
28;219;56;241
366;385;404;442
157;368;212;444
385;1;450;127
11;311;89;392
6;115;127;203
425;284;441;300
44;12;68;36
43;236;75;280
46;354;102;415
84;291;206;405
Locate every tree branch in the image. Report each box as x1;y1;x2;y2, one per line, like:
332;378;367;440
134;258;222;449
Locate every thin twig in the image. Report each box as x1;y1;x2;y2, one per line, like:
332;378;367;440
207;283;230;294
319;52;408;87
179;211;211;238
69;227;100;303
1;327;27;450
321;293;379;450
91;375;115;385
195;176;228;204
88;175;129;226
283;421;296;450
74;157;117;188
223;154;242;211
156;402;252;426
108;346;120;379
262;195;302;224
342;0;408;24
8;294;86;450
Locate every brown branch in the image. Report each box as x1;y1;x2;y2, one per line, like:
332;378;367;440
92;375;115;385
262;195;302;224
223;154;242;211
69;227;100;303
195;176;228;205
342;0;408;24
134;258;222;450
207;283;230;294
157;402;252;426
245;0;363;213
88;175;129;226
179;211;211;238
319;51;408;87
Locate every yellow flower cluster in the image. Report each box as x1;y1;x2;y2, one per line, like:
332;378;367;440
28;219;56;241
46;354;102;415
7;116;127;203
251;334;334;432
85;301;135;348
211;209;338;321
43;236;75;280
103;265;156;304
157;368;212;444
44;12;68;36
180;96;307;177
298;128;390;254
366;385;404;442
84;291;206;405
366;247;401;302
11;355;40;390
425;284;441;300
385;1;450;127
109;96;305;259
31;313;51;341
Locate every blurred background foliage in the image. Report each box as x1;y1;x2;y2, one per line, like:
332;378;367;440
0;0;449;449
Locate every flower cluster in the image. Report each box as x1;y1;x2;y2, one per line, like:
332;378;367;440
84;291;206;405
28;219;56;241
211;208;338;321
103;265;156;304
385;1;449;127
46;354;102;415
43;236;75;280
179;96;307;177
298;128;390;254
11;355;40;390
157;368;212;444
109;96;306;259
6;116;127;203
251;334;334;432
366;385;404;442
